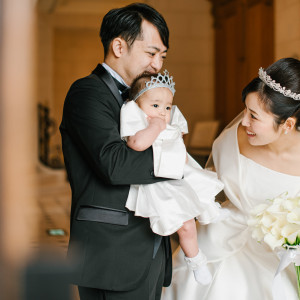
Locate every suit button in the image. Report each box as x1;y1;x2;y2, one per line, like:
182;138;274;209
150;171;154;176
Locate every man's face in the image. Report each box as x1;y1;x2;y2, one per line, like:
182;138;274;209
122;20;168;85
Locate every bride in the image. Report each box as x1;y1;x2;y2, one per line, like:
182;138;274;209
162;57;300;300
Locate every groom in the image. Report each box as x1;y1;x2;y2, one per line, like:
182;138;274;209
60;3;172;300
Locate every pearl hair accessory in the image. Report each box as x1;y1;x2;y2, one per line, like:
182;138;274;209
258;67;300;101
132;70;176;102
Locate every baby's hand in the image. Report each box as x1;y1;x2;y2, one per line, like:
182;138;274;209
148;117;166;132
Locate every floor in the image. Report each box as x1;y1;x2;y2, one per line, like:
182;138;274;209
32;165;80;300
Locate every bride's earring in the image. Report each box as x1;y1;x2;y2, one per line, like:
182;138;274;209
284;130;288;135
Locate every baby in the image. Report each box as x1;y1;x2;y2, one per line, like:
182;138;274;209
120;70;225;284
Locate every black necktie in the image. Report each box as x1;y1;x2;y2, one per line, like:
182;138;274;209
113;78;130;101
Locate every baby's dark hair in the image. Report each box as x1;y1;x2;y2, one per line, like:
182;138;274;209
129;72;158;101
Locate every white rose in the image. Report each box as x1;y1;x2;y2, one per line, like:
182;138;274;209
283;199;298;211
261;213;276;228
270;225;283;239
287;208;300;225
281;223;300;238
264;233;284;250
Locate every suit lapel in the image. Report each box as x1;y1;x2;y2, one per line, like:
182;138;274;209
92;64;123;108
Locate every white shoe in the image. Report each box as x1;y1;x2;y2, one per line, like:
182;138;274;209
184;249;212;285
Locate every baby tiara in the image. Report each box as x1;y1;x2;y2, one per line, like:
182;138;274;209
133;70;176;102
258;67;300;101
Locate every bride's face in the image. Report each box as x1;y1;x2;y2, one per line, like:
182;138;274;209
241;92;283;146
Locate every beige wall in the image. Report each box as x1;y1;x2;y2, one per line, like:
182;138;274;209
38;12;103;159
275;0;300;60
150;0;215;133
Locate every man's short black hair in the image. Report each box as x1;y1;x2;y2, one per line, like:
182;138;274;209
100;3;169;57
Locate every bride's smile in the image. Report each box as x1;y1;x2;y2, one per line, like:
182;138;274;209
246;130;256;137
241;92;286;146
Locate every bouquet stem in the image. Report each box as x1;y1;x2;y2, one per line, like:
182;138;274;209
295;264;300;299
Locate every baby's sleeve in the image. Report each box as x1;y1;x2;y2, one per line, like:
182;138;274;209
153;106;188;179
170;105;189;134
120;101;148;140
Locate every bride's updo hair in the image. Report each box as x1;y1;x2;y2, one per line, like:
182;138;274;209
242;57;300;131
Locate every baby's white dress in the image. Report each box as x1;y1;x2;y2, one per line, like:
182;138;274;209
120;101;224;236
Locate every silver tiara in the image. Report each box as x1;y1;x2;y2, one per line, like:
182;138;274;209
133;70;176;102
258;67;300;101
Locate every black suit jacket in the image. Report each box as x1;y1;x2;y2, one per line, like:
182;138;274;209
60;64;172;291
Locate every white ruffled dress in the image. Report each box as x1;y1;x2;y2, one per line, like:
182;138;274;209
120;101;224;236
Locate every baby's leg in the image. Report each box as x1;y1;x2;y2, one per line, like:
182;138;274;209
177;219;212;285
177;219;199;258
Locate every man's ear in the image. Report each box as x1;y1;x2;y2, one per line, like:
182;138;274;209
111;37;126;58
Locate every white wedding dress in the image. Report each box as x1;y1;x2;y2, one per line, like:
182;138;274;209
120;101;224;236
162;119;300;300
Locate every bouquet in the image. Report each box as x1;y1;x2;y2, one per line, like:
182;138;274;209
248;192;300;299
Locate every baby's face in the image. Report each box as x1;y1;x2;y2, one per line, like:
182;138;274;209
136;87;173;124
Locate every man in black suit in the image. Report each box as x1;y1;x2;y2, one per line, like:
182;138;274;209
60;3;172;300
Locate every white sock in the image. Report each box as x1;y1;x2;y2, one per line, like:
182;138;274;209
192;264;212;285
184;249;212;285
